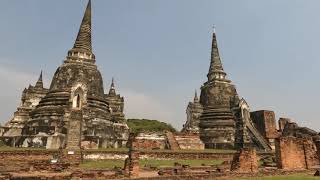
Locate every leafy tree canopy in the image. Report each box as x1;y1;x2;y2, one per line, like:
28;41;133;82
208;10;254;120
127;119;177;134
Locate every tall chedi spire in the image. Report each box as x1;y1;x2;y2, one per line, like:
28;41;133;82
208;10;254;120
199;26;237;149
194;90;199;103
73;0;92;52
207;26;228;82
109;78;116;95
66;0;95;63
35;71;43;88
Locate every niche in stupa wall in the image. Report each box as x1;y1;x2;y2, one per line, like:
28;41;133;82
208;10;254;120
70;83;88;109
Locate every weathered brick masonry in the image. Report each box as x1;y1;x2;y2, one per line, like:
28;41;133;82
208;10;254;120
251;110;278;140
275;136;319;170
231;148;258;172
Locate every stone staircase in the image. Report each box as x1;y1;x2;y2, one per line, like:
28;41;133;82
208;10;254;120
165;132;180;151
246;120;272;151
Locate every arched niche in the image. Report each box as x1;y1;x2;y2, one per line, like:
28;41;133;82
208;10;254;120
72;87;84;109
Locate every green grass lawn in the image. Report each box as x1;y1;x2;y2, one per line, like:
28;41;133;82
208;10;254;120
79;159;223;169
237;174;320;180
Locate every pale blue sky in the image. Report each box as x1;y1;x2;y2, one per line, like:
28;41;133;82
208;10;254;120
0;0;320;130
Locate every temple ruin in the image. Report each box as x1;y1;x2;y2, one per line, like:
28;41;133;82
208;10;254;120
1;1;320;179
0;0;129;149
182;29;277;151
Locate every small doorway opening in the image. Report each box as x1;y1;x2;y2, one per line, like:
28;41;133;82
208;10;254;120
72;93;83;109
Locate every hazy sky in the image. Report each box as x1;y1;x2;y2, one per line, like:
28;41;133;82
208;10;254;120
0;0;320;131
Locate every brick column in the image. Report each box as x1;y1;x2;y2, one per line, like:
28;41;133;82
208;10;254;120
231;147;258;173
62;109;83;164
124;133;139;177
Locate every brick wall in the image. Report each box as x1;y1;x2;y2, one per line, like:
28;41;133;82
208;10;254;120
0;150;57;172
133;133;167;150
82;150;236;160
134;139;167;150
174;134;205;150
138;151;235;160
251;110;278;139
275;136;319;170
231;148;258;172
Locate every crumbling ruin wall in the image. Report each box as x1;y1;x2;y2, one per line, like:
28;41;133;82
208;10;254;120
0;150;55;162
231;148;258;172
174;134;204;150
133;132;167;150
134;139;166;150
83;150;236;160
131;132;206;151
275;136;319;170
250;110;278;139
278;118;292;132
0;150;56;172
138;151;236;160
0;149;273;161
250;110;278;150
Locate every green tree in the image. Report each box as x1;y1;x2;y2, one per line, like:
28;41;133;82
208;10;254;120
127;119;177;134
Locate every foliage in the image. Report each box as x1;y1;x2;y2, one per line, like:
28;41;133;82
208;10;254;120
127;119;177;134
